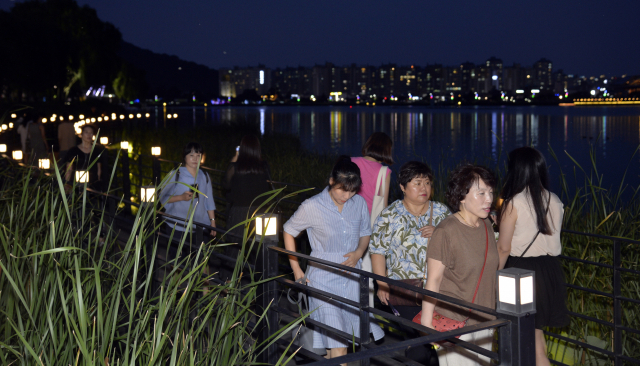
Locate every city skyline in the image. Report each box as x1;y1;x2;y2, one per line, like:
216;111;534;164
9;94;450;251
219;56;635;102
2;0;638;77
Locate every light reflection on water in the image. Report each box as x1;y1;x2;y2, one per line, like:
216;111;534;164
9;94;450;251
159;105;640;190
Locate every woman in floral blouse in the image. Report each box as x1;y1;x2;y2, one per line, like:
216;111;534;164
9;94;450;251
370;161;450;364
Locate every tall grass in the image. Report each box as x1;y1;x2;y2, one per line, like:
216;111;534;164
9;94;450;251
547;146;640;364
0;157;301;365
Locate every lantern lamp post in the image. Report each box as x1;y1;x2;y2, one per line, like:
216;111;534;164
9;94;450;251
497;267;536;366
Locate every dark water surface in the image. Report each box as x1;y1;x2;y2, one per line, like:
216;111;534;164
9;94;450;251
152;105;640;193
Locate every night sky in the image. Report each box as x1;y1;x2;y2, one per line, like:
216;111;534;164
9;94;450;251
2;0;639;77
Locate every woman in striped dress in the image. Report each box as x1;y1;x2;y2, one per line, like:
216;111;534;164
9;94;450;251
284;156;384;364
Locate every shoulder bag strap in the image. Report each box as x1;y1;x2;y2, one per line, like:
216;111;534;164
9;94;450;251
421;202;434;287
470;221;489;304
374;166;387;197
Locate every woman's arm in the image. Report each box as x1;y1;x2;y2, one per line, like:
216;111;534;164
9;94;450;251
222;163;234;190
284;231;306;282
420;258;446;328
371;253;389;304
341;235;370;267
497;202;518;269
166;191;193;203
207;210;216;237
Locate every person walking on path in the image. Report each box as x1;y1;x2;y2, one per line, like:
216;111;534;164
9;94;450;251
351;132;394;307
421;164;500;366
58;118;76;160
27;113;48;162
221;134;272;282
497;147;569;366
284;156;384;365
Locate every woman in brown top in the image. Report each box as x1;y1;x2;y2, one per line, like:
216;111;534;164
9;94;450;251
420;164;499;366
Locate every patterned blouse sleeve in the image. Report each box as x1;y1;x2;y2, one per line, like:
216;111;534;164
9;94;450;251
369;207;392;255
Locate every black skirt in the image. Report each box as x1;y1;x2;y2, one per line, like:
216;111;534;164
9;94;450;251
506;255;570;329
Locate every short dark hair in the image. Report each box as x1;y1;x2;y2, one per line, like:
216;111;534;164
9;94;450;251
328;155;362;192
445;164;496;212
182;142;204;164
397;161;434;188
362;132;394;165
81;124;96;134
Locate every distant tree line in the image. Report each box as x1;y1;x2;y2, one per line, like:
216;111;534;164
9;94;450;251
0;0;146;103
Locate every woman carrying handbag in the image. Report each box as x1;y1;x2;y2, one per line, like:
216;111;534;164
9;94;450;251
419;164;500;366
370;161;450;365
352;132;393;307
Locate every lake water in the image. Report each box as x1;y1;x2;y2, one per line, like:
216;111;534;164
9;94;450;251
155;105;640;193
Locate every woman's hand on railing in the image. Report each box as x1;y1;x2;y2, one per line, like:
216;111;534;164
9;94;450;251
377;281;390;305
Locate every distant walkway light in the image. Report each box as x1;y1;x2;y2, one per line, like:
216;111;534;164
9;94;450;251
12;150;23;160
0;144;6;153
151;146;161;156
121;141;129;150
39;159;50;169
100;137;109;145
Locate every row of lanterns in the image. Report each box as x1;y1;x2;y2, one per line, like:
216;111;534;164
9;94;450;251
7;112;178;122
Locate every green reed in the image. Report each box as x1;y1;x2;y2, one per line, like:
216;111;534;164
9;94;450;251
0;155;304;365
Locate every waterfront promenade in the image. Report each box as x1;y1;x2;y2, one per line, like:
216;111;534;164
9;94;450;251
2;145;638;365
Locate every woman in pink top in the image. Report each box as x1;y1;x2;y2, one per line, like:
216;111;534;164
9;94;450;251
351;132;393;216
352;132;393;308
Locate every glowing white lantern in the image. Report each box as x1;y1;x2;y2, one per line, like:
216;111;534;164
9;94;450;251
38;159;50;169
256;214;279;237
141;186;155;203
497;268;536;315
75;170;89;183
151;146;161;156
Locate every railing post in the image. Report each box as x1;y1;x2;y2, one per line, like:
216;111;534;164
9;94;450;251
122;150;131;213
256;235;279;365
613;240;622;366
359;271;371;366
498;312;535;366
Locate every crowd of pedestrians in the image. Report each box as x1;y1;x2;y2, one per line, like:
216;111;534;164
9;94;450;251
9;121;567;365
149;133;570;366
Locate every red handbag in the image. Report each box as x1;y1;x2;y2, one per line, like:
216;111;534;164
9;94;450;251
412;220;489;347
